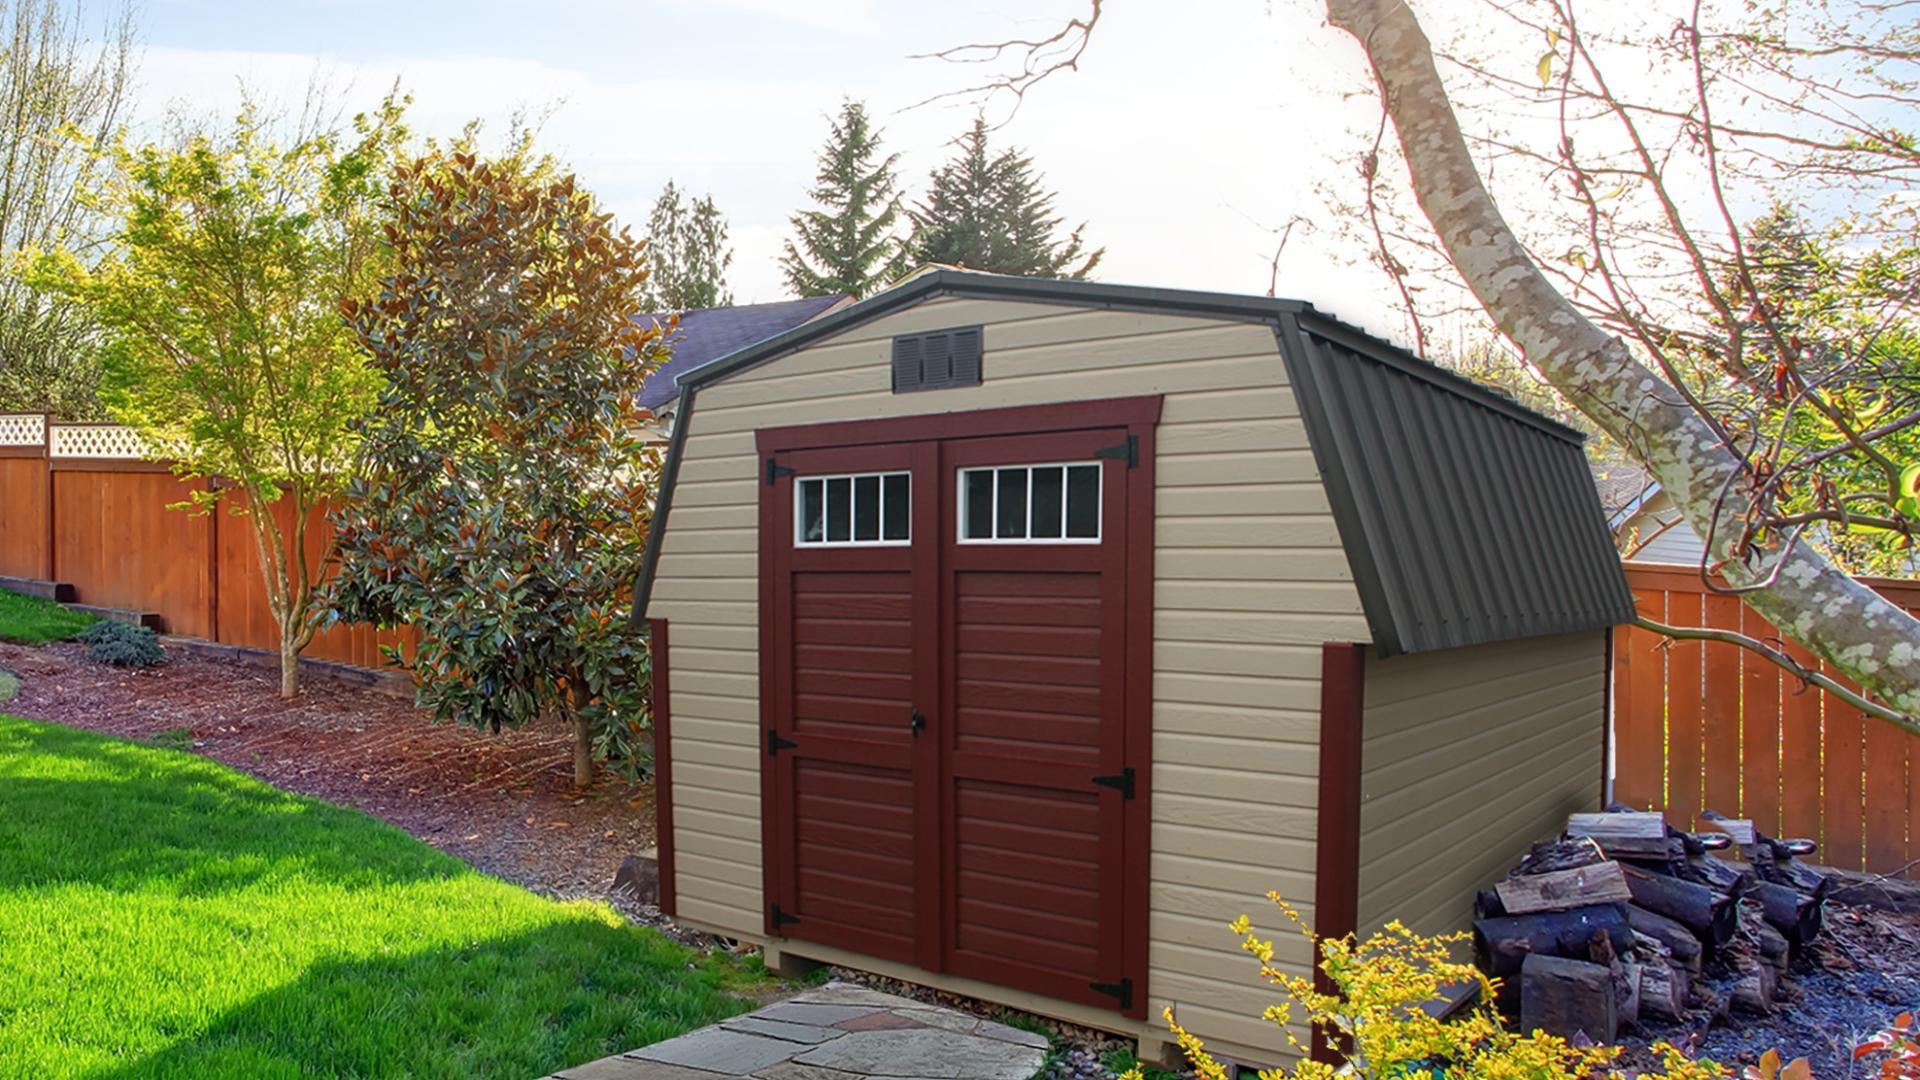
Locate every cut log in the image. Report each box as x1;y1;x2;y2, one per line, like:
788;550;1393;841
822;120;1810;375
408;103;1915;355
1750;916;1791;974
1520;954;1619;1042
1474;904;1634;983
1496;862;1633;914
1670;850;1750;894
1730;965;1778;1014
1621;865;1739;949
1513;837;1609;876
1626;906;1703;973
1753;879;1825;947
1699;811;1757;847
1639;961;1689;1022
1615;958;1643;1032
1568;811;1671;858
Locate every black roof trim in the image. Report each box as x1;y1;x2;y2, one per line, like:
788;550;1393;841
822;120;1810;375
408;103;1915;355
632;382;694;631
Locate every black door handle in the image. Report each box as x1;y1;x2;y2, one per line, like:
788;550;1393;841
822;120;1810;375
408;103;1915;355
910;709;926;735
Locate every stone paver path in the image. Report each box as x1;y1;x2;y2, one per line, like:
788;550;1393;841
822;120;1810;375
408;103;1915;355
548;981;1049;1080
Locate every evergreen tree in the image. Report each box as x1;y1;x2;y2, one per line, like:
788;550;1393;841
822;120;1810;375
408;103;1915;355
639;180;733;311
780;99;910;298
910;119;1102;279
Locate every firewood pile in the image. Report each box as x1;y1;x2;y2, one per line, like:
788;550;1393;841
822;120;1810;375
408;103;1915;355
1475;806;1835;1044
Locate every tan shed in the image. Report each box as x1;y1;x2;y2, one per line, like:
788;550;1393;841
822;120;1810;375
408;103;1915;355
633;270;1632;1067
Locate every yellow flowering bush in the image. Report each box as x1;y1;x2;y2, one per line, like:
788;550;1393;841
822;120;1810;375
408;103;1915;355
1141;892;1726;1080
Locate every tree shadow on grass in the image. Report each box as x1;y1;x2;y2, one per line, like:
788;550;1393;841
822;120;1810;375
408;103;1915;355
0;717;462;897
82;918;753;1080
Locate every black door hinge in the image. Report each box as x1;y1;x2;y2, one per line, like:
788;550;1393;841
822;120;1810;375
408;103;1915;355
910;708;926;736
771;904;799;930
1090;977;1133;1009
1092;435;1138;469
766;458;796;485
1091;767;1135;799
767;730;799;755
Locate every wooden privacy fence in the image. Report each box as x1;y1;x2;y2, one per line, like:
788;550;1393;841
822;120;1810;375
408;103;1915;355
1613;562;1920;876
0;413;410;668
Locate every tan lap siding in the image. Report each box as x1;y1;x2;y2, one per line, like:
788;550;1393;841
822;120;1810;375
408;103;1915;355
646;295;1367;1062
1354;630;1606;939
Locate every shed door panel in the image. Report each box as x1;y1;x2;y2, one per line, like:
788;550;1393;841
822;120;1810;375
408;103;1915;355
940;431;1131;1011
763;442;934;965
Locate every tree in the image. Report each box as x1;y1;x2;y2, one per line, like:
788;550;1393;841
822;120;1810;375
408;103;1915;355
909;117;1102;279
927;2;1920;732
329;151;665;789
1316;0;1920;727
780;99;910;299
29;96;404;698
639;179;732;312
0;0;135;419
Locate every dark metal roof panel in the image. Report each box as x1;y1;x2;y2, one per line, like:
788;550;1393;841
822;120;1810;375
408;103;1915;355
1276;312;1635;655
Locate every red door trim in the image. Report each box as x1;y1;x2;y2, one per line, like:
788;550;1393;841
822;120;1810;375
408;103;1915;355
650;617;677;917
756;395;1164;454
757;455;784;937
1119;419;1155;1019
1312;641;1367;1063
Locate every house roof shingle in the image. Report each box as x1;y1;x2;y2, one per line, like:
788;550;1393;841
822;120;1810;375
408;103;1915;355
637;295;847;413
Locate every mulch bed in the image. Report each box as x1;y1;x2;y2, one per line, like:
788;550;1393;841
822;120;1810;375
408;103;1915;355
0;640;656;916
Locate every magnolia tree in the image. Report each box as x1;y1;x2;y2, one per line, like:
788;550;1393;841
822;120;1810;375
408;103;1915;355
329;151;665;788
932;0;1920;733
31;97;403;697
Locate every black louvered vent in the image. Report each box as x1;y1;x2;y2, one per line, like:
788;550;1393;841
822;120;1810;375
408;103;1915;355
892;326;983;393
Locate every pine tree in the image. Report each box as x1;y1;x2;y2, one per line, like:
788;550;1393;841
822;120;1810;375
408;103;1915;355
910;119;1103;279
640;180;733;311
780;99;910;299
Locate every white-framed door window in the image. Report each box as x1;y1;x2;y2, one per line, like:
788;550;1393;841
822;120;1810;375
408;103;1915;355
957;462;1102;543
795;471;912;546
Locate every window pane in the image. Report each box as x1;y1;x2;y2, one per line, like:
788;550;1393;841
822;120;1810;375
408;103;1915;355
963;469;993;539
799;479;824;543
1066;465;1100;538
995;468;1028;539
853;475;881;541
826;476;852;542
1031;467;1064;539
882;473;910;541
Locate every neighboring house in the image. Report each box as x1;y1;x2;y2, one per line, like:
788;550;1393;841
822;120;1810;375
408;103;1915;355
1592;462;1708;567
634;270;1632;1067
638;296;850;436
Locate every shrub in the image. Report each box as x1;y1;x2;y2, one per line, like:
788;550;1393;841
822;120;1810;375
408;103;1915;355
1144;892;1725;1080
80;621;164;668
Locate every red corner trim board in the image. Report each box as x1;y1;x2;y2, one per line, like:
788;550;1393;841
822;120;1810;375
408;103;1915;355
649;617;675;917
1311;642;1366;1065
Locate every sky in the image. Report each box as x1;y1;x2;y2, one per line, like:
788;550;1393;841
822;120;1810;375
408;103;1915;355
129;0;1412;338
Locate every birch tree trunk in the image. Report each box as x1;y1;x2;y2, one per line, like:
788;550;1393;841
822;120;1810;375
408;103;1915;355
1323;0;1920;716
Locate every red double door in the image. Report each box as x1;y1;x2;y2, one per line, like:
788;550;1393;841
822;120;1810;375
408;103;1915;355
758;416;1148;1017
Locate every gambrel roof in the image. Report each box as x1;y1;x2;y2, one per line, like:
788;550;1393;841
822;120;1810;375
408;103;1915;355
634;270;1634;655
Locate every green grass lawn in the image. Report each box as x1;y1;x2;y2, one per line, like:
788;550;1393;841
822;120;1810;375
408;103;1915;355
0;586;95;644
0;715;764;1079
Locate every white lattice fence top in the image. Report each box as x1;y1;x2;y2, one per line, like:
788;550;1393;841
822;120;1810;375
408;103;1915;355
50;424;150;460
0;414;45;447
